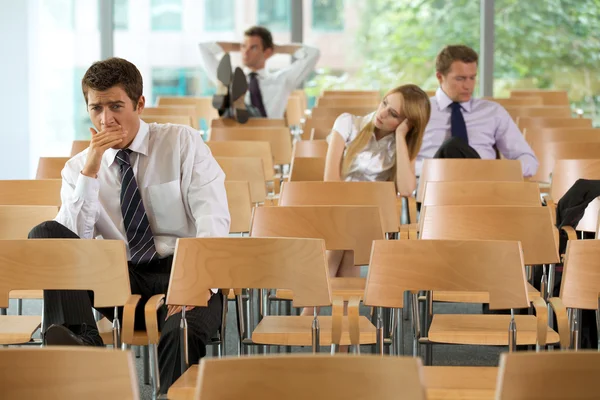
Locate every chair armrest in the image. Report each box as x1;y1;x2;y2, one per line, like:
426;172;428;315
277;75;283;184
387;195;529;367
144;294;165;345
545;197;557;225
407;196;418;224
122;294;142;345
560;225;577;241
348;297;361;346
331;296;343;346
408;224;418;240
548;297;570;349
530;297;548;347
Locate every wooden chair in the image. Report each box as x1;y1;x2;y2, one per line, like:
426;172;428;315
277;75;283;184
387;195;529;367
193;355;425;400
301;116;337;140
155;96;218;128
523;127;600;147
422;366;498;400
322;90;380;98
505;106;572;121
532;141;600;183
420;205;560;304
215;157;266;204
225;181;252;235
482;97;544;107
0;240;137;347
209;127;292;166
279;181;399;234
207;141;275;181
142;115;194;127
211;118;286;128
71;140;90;156
421;181;541;208
311;107;374;120
364;240;558;359
310;127;331;140
36;157;69;179
0;347;139;399
317;97;380;108
546;159;600;233
292;140;328;158
0;180;61;206
288;158;326;181
510;90;570;106
496;351;600;399
517;116;592;132
291;89;308;113
425;90;436;97
285;95;303;127
142;106;199;129
417;159;524;203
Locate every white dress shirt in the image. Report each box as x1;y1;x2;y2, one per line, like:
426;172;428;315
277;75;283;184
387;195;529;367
329;112;396;182
198;42;320;118
56;120;231;261
416;88;539;177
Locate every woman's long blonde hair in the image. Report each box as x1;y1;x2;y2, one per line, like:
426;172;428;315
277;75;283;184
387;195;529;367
341;84;431;179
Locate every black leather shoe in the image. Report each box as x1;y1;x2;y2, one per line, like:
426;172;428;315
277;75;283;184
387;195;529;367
45;324;104;347
230;67;248;103
217;53;233;87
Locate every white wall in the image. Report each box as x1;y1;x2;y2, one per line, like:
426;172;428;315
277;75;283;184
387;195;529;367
0;0;30;178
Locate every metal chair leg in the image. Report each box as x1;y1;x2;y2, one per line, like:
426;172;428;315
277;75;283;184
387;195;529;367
143;345;150;385
508;309;517;352
312;310;320;353
179;308;189;373
149;343;161;399
17;299;22;315
135;346;141;358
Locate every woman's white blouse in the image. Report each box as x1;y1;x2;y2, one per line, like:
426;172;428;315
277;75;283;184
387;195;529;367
328;112;396;182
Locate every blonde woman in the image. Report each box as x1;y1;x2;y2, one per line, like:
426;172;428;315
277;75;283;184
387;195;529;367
324;84;430;280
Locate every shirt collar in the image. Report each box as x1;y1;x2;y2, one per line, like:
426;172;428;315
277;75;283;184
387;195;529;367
105;119;150;166
244;67;268;79
435;87;473;113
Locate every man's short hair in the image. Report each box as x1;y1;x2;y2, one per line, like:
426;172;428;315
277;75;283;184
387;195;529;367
82;57;143;109
435;45;479;76
244;26;274;50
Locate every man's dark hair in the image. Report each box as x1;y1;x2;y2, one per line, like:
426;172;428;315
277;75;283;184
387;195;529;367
244;26;274;50
436;45;479;76
82;57;143;109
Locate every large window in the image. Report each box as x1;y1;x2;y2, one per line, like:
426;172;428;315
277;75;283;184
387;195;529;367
151;68;215;104
312;0;344;31
151;0;182;31
257;0;290;31
113;0;128;30
205;0;234;31
73;68;93;140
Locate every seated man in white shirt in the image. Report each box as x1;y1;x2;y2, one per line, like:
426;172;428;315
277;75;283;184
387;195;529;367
28;57;230;394
199;25;320;119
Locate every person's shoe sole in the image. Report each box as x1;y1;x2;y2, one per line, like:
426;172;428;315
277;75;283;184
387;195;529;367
230;67;248;103
217;53;233;87
44;324;85;346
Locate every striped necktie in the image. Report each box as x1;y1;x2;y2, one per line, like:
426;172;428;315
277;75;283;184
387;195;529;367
115;149;159;264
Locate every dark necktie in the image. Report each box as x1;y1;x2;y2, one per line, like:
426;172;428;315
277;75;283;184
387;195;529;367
248;72;267;117
450;102;468;144
115;149;159;264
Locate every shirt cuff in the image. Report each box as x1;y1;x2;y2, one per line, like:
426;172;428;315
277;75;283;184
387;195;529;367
74;173;100;202
211;288;218;294
204;42;224;55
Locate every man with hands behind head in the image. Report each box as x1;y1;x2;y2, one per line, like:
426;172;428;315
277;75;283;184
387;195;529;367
29;57;230;393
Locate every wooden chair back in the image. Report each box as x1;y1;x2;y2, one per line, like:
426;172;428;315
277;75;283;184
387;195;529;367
517;116;592;132
289;158;326;182
211;118;286;128
279;181;399;233
166;238;330;308
156;96;218;125
496;351;600;400
0;240;130;308
310;127;331;140
420;205;560;265
142;115;194;127
291;89;308;112
293;140;328;158
317;97;380;108
209;127;292;165
225;181;252;234
425;90;436;97
550;159;600;232
71;140;89;156
142;106;199;129
0;347;139;399
510;90;570;106
535;141;600;183
364;240;529;310
36;157;69;180
251;206;384;265
505;106;572;121
559;240;600;310
311;107;374;120
422;181;541;207
195;355;425;400
207;141;274;180
0;205;58;239
285;95;303;126
322;90;380;98
417;159;523;203
483;97;544;107
215;157;266;204
302;117;336;140
0;180;62;206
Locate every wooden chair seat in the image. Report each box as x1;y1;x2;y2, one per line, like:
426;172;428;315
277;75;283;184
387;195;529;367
0;316;41;345
252;315;376;346
428;314;559;346
423;366;497;400
167;364;197;399
276;277;366;301
432;282;540;303
98;318;154;347
10;290;43;299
